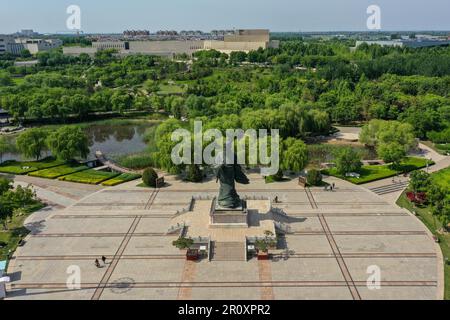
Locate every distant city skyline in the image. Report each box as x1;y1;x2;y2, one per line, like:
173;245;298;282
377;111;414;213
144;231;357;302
1;0;450;34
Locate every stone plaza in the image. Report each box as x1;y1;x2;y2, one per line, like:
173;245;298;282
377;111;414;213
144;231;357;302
5;173;443;300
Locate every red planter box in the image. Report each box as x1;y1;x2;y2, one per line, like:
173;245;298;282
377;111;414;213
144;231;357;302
257;252;269;260
186;249;199;261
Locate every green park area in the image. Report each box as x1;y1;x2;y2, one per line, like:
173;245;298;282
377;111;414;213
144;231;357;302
59;169;120;185
397;167;450;299
432;167;450;191
0;158;65;175
157;83;186;95
29;163;90;179
0;158;140;186
323;157;431;185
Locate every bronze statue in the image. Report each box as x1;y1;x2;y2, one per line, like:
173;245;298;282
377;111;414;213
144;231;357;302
216;162;250;209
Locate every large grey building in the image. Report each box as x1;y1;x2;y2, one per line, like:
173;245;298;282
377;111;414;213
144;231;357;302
64;29;279;58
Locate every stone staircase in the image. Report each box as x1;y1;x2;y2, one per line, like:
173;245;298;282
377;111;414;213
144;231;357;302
369;181;409;195
211;241;246;261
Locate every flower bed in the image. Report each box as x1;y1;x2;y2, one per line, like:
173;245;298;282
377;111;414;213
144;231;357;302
58;169;120;185
29;163;90;179
101;173;142;186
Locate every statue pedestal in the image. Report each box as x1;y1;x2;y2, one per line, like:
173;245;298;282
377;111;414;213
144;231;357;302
210;198;248;228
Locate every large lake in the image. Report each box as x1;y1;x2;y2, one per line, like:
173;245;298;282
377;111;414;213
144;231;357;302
2;123;154;162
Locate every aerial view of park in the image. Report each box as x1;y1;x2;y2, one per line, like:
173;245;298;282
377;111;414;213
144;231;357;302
0;0;449;305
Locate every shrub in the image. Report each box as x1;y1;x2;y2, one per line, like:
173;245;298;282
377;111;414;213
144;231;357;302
307;169;322;186
406;191;427;205
186;164;203;183
334;147;362;175
58;170;119;184
142;167;158;187
265;169;284;183
172;237;194;250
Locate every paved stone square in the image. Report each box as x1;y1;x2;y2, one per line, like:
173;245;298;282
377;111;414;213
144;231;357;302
5;174;443;300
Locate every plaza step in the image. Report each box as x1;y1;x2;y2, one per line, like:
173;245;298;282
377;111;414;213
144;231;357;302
370;181;409;195
211;241;246;261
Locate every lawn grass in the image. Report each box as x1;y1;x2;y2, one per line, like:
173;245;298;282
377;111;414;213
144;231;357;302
101;173;142;186
435;143;450;154
0;158;65;175
431;167;450;196
58;169;120;185
421;140;450;155
12;77;25;85
0;201;45;263
29;163;90;179
396;192;450;300
323;157;432;185
157;84;186;95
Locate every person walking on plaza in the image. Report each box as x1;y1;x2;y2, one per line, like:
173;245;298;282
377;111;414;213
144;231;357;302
95;259;101;268
102;256;107;264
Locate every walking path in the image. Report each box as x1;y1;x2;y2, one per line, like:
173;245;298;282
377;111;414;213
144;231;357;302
10;175;104;232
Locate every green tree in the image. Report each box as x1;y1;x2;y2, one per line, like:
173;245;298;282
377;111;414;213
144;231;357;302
427;183;446;206
0;136;15;164
16;128;48;161
0;177;12;195
0;199;13;230
153;119;186;173
307;169;323;186
47;126;89;161
0;72;13;86
186;164;203;183
281;138;308;172
360;120;417;151
0;184;36;230
409;171;431;193
172;237;194;250
334;147;362;175
377;142;406;168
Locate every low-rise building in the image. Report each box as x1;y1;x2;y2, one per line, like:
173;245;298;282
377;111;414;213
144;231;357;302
14;38;63;54
63;29;280;58
355;39;450;49
0;36;62;55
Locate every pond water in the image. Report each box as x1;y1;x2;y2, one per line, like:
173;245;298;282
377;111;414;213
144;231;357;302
1;123;154;162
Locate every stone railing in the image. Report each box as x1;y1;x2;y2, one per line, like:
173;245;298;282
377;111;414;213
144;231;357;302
166;222;186;236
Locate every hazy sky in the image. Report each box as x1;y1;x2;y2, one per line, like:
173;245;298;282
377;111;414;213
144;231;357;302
1;0;449;34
